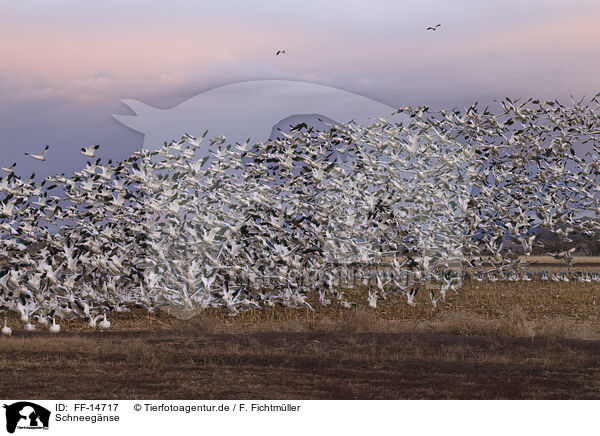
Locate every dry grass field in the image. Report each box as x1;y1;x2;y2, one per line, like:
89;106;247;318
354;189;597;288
518;256;600;272
520;255;600;264
1;280;599;399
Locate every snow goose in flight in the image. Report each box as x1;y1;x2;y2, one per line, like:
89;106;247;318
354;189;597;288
24;145;49;161
0;162;16;174
80;144;99;158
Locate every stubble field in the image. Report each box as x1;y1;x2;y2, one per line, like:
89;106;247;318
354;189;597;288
1;279;599;399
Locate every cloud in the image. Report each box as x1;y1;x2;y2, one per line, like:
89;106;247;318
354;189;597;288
2;2;599;109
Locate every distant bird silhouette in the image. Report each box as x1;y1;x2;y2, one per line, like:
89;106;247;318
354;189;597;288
426;24;441;31
276;50;286;55
291;122;308;132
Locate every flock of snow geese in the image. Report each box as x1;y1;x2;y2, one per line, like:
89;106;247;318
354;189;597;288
2;95;600;335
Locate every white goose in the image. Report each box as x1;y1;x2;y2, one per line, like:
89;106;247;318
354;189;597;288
367;290;378;309
34;314;49;326
1;319;11;336
49;316;60;333
80;144;99;158
24;144;49;161
98;312;111;330
87;313;104;329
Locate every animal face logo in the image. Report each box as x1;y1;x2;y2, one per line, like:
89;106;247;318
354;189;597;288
3;402;50;433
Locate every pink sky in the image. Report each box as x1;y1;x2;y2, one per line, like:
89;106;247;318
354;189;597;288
2;2;600;105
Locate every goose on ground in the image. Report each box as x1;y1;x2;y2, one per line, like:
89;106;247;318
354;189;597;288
49;316;60;333
1;319;11;336
98;312;110;330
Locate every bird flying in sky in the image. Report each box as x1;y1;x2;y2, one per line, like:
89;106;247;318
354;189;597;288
426;24;441;31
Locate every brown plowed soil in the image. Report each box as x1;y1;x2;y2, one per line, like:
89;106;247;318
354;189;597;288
1;329;599;399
